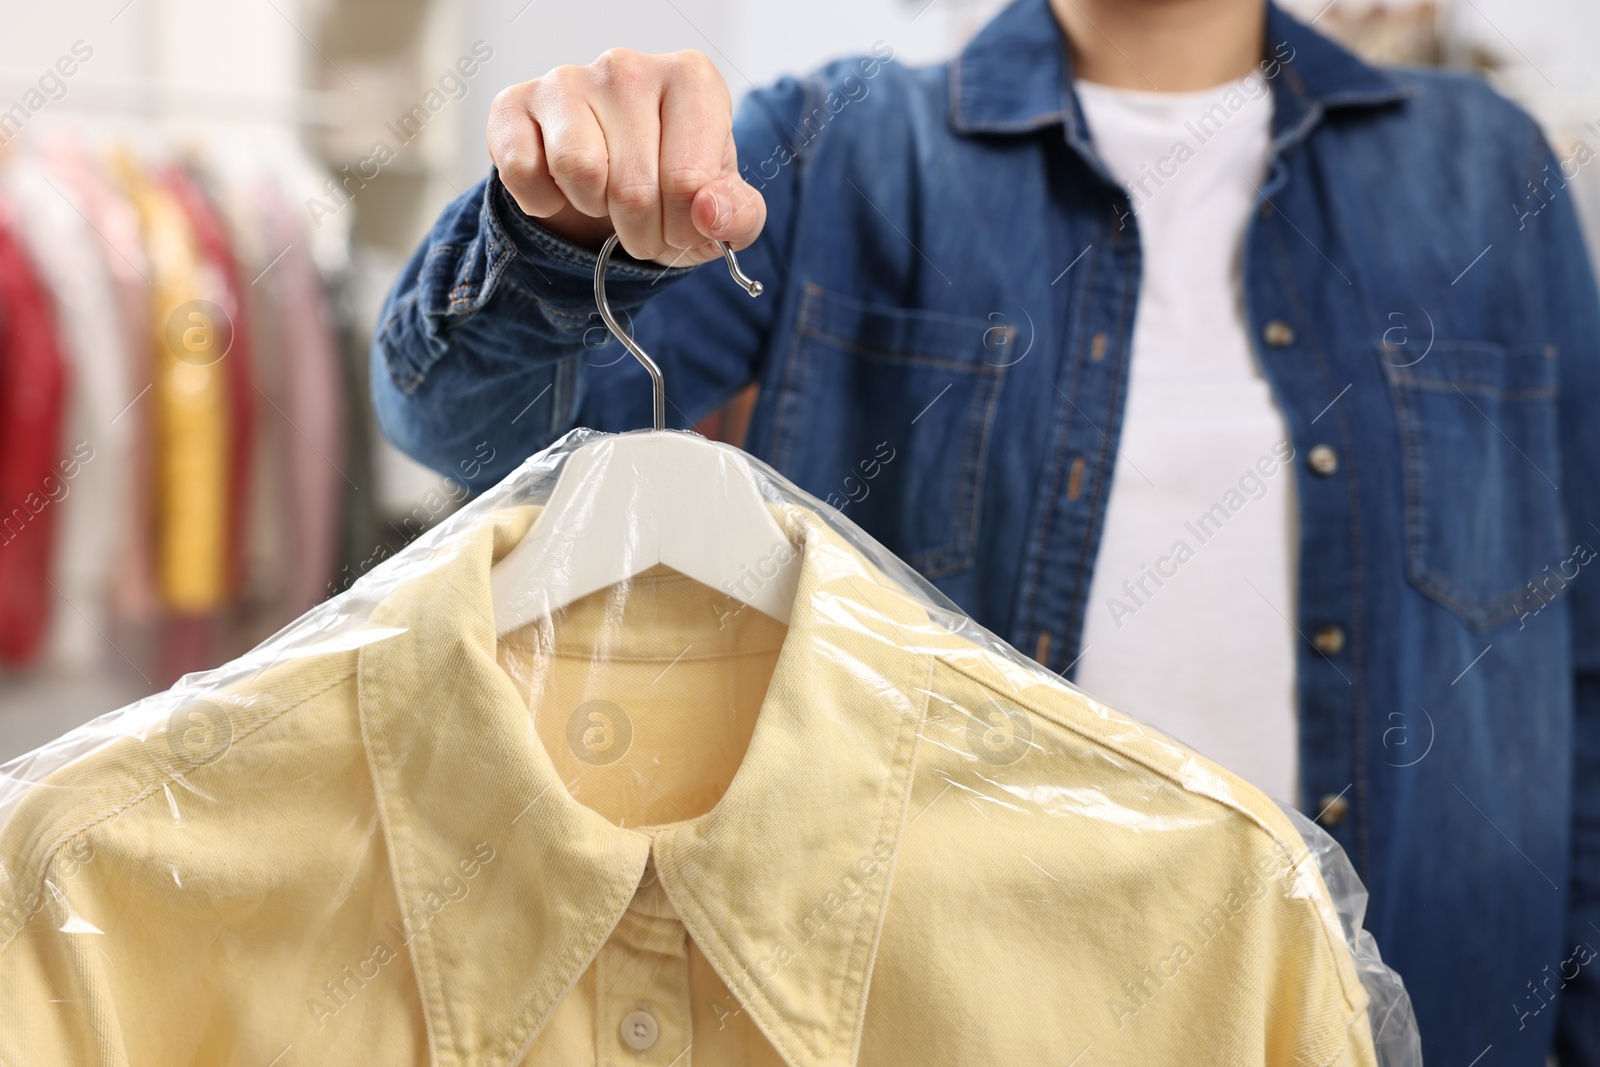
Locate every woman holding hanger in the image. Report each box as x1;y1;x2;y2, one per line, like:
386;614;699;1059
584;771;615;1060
372;0;1600;1063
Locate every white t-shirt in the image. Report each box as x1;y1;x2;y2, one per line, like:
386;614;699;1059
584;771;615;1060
1072;76;1300;807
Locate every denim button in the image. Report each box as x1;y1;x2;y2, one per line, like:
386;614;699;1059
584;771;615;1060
1312;625;1346;656
1262;320;1295;347
1308;444;1339;476
1316;793;1351;827
620;1009;659;1050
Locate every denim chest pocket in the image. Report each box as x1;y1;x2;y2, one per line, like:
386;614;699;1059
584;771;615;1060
767;282;1008;578
1384;340;1565;630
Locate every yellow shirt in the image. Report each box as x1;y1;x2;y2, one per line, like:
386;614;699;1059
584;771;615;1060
0;504;1376;1066
115;156;228;613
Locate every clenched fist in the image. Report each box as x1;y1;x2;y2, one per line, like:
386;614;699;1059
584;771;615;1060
488;48;766;267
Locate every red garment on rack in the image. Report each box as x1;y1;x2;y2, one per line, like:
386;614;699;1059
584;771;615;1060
0;203;71;667
161;165;256;603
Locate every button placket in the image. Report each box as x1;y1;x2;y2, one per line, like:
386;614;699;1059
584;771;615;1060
596;856;692;1065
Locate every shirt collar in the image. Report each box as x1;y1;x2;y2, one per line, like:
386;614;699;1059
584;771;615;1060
950;0;1411;148
357;503;939;1067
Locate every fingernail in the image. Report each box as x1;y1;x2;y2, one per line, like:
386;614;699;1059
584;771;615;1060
709;191;731;233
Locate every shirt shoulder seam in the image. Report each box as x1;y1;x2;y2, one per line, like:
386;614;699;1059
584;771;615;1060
0;665;358;960
933;649;1289;842
930;649;1369;1019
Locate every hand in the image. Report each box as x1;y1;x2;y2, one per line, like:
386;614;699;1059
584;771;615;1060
488;48;766;268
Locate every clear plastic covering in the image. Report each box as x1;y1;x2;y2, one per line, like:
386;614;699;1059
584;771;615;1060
0;427;1420;1066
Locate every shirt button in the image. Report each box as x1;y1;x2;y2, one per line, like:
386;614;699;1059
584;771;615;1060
1307;444;1339;476
1311;625;1346;656
619;1009;659;1051
1262;319;1295;347
1316;793;1351;827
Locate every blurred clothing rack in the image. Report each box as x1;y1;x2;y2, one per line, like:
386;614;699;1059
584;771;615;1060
0;125;377;731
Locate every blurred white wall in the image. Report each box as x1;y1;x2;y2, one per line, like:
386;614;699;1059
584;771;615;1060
0;0;309;128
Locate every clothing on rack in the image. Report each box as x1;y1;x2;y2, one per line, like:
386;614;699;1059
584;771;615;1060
0;130;365;685
39;139;161;651
218;171;294;644
261;184;348;619
0;153;130;670
118;153;229;617
164;163;257;604
0;206;69;667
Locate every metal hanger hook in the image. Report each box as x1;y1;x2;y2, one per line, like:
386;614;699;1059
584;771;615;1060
594;234;764;431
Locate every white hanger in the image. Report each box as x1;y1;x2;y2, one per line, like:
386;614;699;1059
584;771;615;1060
490;235;802;634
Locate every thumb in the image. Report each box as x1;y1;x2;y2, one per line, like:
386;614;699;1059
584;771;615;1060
691;175;766;251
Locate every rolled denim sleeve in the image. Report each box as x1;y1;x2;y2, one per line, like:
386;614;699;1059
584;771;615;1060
370;78;810;490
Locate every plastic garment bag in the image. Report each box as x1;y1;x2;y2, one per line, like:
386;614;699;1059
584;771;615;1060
0;426;1418;1066
0;236;1419;1065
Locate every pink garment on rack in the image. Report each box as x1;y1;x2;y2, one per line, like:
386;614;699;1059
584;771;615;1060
38;140;161;644
261;184;346;617
203;163;292;644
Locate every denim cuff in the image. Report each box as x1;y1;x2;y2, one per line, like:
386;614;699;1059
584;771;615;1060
486;170;698;330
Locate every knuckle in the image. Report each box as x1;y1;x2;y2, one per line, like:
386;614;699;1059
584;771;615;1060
529;66;582;109
547;64;586;92
594;47;642;80
592;47;667;93
485;121;515;161
487;87;531;140
670;50;727;100
658;159;715;200
488;127;535;178
489;84;523;117
548;146;606;187
499;155;546;193
494;144;531;179
668;49;714;77
609;182;659;213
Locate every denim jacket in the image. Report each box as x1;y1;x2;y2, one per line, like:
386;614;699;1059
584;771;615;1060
373;1;1600;1061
